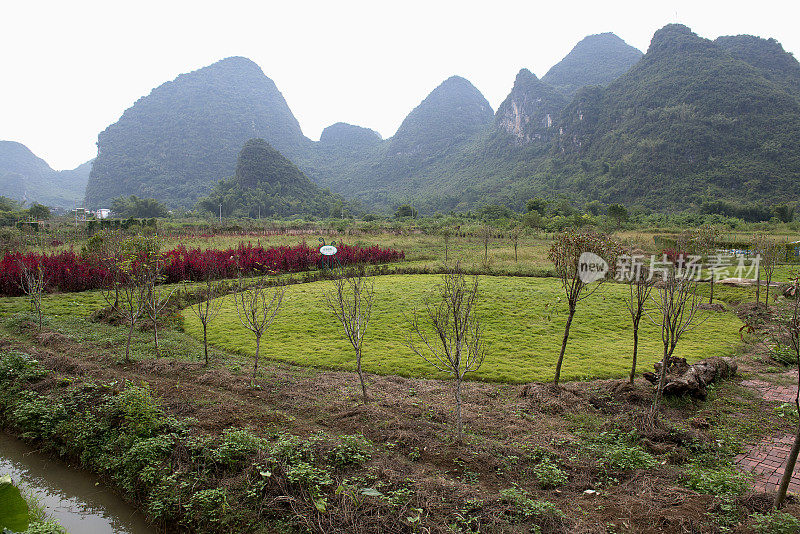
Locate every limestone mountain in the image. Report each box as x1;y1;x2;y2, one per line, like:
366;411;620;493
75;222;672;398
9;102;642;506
77;25;800;216
542;33;643;97
306;24;800;213
297;75;495;207
495;69;567;145
0;141;91;208
198;138;344;218
318;123;382;152
84;56;308;208
388;76;493;157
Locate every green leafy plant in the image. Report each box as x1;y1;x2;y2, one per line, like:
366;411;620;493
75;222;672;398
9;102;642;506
683;463;750;496
0;475;29;532
500;486;565;521
752;510;800;534
532;457;568;489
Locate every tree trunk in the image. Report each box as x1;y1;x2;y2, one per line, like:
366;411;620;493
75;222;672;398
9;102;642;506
356;347;368;403
756;268;761;305
126;320;134;362
709;277;715;305
554;306;575;386
253;334;260;382
152;315;159;353
651;344;671;418
629;319;639;384
775;416;800;509
644;356;737;399
455;376;463;441
765;279;771;309
514;242;518;262
203;322;209;366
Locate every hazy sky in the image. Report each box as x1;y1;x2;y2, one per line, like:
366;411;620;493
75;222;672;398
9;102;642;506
2;0;799;170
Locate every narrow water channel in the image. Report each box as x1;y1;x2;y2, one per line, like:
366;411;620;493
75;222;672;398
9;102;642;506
0;432;153;534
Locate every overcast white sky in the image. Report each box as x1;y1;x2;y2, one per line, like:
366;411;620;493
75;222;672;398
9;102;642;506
1;0;798;170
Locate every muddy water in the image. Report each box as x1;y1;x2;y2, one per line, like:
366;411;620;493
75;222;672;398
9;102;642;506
0;432;153;534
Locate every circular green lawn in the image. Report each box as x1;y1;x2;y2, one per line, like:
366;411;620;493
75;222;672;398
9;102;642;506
181;274;742;383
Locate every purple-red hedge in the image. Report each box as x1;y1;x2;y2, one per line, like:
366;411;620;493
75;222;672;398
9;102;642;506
0;242;404;296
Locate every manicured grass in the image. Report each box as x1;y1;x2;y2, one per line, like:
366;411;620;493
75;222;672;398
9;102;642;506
182;274;743;383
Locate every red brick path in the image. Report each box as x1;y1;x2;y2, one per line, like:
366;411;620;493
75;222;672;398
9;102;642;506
741;369;798;403
735;435;800;493
735;370;800;493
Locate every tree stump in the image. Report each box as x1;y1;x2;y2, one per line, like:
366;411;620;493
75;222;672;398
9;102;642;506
643;356;737;400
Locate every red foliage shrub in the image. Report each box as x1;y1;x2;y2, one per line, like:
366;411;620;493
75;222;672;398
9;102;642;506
0;242;404;296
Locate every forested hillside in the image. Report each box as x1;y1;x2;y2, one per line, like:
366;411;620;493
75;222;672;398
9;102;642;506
0;141;91;208
81;25;800;215
85;57;310;208
198;138;345;218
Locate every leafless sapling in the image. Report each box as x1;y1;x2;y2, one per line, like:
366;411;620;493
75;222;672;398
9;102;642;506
647;267;705;419
624;256;654;384
510;226;521;263
144;261;176;355
760;238;783;309
693;225;721;304
233;275;284;382
17;256;47;332
442;227;451;263
406;267;485;441
184;277;226;366
548;229;620;386
752;232;769;306
480;225;492;266
101;234;156;362
325;266;375;403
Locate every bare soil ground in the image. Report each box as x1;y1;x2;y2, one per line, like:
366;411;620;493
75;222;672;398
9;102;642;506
1;300;799;533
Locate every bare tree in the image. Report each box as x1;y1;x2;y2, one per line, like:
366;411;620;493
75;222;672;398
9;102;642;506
86;229;126;308
647;267;705;419
325;266;375;403
101;236;153;363
510;226;522;263
480;225;492;266
184;277;226;366
141;237;175;354
442;227;451;263
773;275;800;509
760;238;783;309
624;256;654;384
752;232;768;306
407;267;485;441
549;229;620;386
233;276;285;382
17;256;47;332
693;225;721;304
145;272;176;354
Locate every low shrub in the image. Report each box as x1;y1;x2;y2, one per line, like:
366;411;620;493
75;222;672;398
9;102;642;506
752;510;800;534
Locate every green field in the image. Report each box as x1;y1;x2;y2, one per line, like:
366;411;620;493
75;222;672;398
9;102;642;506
182;274;743;383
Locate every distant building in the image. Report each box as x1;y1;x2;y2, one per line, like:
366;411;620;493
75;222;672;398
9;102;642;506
96;209;111;219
